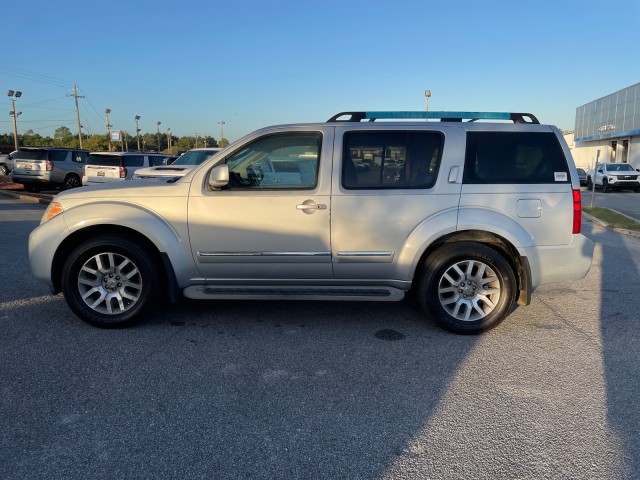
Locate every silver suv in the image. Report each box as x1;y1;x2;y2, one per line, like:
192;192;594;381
28;111;594;333
11;147;89;192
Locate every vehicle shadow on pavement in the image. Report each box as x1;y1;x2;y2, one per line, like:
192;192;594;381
585;222;640;477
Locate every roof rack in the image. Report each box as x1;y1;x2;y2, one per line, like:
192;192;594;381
327;111;540;124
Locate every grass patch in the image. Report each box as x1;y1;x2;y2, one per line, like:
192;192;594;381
583;207;640;231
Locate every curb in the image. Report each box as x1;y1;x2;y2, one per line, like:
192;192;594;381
0;189;53;205
582;211;640;238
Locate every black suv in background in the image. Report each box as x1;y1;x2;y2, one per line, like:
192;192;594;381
10;147;89;192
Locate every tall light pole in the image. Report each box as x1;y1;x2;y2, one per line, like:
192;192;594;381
105;108;112;151
135;115;141;151
167;128;172;150
218;120;225;147
7;90;22;151
156;121;162;152
425;89;431;122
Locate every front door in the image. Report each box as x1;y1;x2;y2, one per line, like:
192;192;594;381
188;130;333;282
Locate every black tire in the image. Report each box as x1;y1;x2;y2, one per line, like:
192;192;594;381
602;180;609;193
61;235;161;328
24;184;42;193
417;242;516;334
63;174;81;190
0;165;7;176
586;177;592;189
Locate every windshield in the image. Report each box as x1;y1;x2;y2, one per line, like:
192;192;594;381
173;150;220;166
608;163;635;172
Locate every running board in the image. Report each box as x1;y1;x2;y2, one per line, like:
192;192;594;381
183;285;405;302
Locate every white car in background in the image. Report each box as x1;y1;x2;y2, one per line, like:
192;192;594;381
132;148;223;179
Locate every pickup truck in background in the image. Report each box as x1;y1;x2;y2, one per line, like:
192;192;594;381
586;162;640;192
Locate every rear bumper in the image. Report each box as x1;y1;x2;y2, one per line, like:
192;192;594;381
521;234;594;288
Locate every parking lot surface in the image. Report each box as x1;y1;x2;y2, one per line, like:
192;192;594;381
1;194;640;479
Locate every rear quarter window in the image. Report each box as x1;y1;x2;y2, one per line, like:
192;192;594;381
49;150;69;162
463;132;569;184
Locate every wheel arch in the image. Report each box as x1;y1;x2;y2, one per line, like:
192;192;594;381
412;230;532;307
50;225;179;301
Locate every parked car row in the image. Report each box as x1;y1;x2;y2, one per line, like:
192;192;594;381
8;147;223;192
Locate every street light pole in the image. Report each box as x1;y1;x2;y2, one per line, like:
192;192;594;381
7;90;22;151
105;108;112;151
217;120;225;147
156;121;162;152
135;115;141;151
167;128;171;150
425;89;431;122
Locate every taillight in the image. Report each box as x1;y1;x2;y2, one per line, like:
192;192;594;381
119;167;128;178
46;160;54;171
572;189;582;234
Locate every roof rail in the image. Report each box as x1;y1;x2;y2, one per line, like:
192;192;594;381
327;111;540;124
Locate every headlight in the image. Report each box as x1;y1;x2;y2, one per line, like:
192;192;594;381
41;201;64;224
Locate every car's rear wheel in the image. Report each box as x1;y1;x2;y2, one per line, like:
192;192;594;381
62;235;161;328
0;165;7;176
24;184;42;193
418;242;516;334
63;174;81;190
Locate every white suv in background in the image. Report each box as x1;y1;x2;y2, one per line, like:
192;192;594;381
82;152;171;185
29;111;594;334
132;148;223;180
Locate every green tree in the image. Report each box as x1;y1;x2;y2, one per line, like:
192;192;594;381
54;126;75;147
83;134;108;152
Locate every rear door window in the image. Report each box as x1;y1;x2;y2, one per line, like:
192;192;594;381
463;132;569;184
342;131;442;189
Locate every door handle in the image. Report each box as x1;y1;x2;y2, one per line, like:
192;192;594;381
296;203;327;210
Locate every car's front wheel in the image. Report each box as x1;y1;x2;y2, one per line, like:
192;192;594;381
418;242;516;334
586;177;593;189
62;235;161;328
602;179;609;193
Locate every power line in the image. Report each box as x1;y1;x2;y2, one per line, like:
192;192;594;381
0;64;71;89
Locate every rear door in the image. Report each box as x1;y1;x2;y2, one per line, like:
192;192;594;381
330;126;462;281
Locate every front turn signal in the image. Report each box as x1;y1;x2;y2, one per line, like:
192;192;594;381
41;202;64;224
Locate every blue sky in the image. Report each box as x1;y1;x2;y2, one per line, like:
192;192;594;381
1;0;639;143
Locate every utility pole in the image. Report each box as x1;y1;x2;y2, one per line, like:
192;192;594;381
105;108;112;151
167;128;171;150
68;84;85;148
156;121;162;152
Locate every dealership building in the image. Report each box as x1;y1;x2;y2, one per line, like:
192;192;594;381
571;82;640;171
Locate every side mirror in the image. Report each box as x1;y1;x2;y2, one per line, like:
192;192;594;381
208;164;229;189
